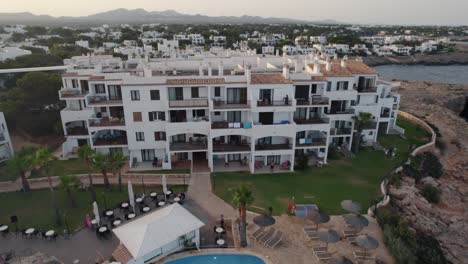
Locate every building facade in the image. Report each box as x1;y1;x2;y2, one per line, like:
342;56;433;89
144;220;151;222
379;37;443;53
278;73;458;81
59;54;400;173
0;112;14;162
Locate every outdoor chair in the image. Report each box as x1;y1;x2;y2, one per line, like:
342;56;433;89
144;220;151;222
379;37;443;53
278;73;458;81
258;228;276;243
312;245;328;253
303;226;318;233
354;251;375;260
304;231;318;241
250;226;265;239
265;230;283;249
315;252;332;261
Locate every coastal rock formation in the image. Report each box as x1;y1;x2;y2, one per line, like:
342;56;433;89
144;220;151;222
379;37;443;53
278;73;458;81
388;81;468;264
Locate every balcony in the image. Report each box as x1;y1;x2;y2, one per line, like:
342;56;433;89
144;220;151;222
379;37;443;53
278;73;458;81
169;142;207;151
355;86;377;93
380;111;391;118
0;132;5;142
296;137;327;147
213;143;251;153
88;95;123;106
296;96;329;106
93;135;128;146
211;121;250;129
255;144;292;151
59;89;89;99
326;109;355;115
257;99;292;107
294;117;330;125
330;128;352;136
89;117;125;127
66;126;89;136
361;121;378;130
169;98;208;108
213;100;250;110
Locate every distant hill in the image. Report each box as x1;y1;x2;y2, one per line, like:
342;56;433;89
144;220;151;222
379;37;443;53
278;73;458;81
0;9;344;26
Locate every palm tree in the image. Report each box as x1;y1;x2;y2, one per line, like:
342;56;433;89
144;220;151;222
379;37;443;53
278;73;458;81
232;184;254;247
78;145;97;201
352;112;373;154
58;175;80;208
7;147;36;192
110;151;127;192
92;152;112;189
34;147;61;226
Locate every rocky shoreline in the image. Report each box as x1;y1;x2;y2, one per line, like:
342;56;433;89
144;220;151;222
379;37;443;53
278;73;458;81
389;81;468;264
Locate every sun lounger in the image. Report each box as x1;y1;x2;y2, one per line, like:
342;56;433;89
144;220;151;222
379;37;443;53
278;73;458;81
247;223;259;233
347;236;357;244
257;228;276;242
312;245;328;253
250;226;265;239
304;231;318;240
315;252;332;261
266;230;283;249
354;251;375;259
303;226;318;233
343;229;356;237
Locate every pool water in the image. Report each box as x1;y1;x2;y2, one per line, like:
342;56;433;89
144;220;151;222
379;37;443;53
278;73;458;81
165;254;266;264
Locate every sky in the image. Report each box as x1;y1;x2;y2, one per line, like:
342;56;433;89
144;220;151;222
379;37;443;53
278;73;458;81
0;0;467;25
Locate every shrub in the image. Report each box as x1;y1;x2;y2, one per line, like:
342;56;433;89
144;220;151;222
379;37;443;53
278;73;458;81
402;164;422;182
435;138;447;155
295;155;309;170
327;146;339;160
411;152;443;179
421;184;440;204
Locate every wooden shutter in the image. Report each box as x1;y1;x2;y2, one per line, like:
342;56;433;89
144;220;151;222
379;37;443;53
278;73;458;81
133;112;142;122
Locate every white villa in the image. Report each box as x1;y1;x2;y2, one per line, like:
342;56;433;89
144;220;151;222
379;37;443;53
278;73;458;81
58;53;400;173
0;112;14;162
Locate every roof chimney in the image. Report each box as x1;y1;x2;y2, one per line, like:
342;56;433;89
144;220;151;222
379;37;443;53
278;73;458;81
313;60;321;74
245;65;252;84
294;60;301;73
341;55;348;68
208;62;212;76
199;62;204;76
144;66;152;77
275;49;280;56
283;64;290;79
95;64;102;72
325;57;332;71
218;61;224;76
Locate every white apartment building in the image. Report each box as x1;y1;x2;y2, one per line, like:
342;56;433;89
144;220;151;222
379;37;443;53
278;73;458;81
75;40;90;49
310;36;327;44
389;45;412;56
0;46;32;61
0;112;14;162
58;54;400;174
262;46;275;55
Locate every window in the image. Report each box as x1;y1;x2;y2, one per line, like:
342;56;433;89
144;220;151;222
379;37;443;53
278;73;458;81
95;84;106;94
337;81;349;90
311;84;317;94
191;87;199;98
136;132;144;141
214;111;221;116
141;149;155;161
192;109;205;117
214;87;221;97
326;82;332;92
150;90;160;100
131;90;140;101
154;132;166;141
133;112;142;122
72;79;79;88
148;111;166;121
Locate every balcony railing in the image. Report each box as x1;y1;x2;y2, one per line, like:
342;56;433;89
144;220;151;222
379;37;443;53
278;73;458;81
93;135;128;146
213;143;251;152
360;121;378;130
0;132;5;142
330;128;352;136
211;121;251;129
296;96;329;106
326;109;355;115
380;112;391;118
169;142;207;151
296;137;327;147
255;143;292;151
88;95;123;105
169;98;208;108
59;89;89;98
213;100;250;109
256;99;292;107
294;117;330;125
355;86;377;93
89;117;125;127
66;126;89;136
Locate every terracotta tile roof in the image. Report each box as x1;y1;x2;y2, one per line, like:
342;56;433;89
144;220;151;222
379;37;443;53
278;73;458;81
89;76;105;81
251;73;292;84
112;244;133;264
166;78;226;85
292;76;327;82
312;60;378;77
345;61;378;75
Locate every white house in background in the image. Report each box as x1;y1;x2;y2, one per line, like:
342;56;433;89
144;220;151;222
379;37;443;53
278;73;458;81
210;36;226;42
75;40;90;49
103;42;118;49
351;44;372;55
58;54;400;173
282;45;298;55
123;40;137;47
112;203;204;264
415;42;437;53
262;46;275;55
389;45;412;56
0;112;14;162
310;36;327;44
332;44;351;54
3;25;27;34
373;46;393;56
313;44;336;55
80;32;100;39
157;39;179;57
297;46;317;55
109;31;122;40
141;38;164;45
0;46;32;61
294;36;309;45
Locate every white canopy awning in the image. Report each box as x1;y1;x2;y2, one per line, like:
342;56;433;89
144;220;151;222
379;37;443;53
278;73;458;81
113;203;205;259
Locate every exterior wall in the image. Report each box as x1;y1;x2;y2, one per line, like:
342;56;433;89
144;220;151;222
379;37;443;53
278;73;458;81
0;112;14;162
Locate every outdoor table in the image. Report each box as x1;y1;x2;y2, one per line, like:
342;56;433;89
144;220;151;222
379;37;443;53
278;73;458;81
158;201;165;206
136;198;143;203
0;225;8;232
25;228;35;235
121;202;129;208
216;227;224;233
91;219;98;225
150;192;157;197
173;197;181;202
143;207;150;212
113;220;122;226
127;213;136;219
216;239;225;246
165;190;172;195
105;211;114;217
45;230;55;237
98;227;107;233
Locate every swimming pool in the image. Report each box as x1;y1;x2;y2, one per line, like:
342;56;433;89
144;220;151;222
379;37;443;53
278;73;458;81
165;254;266;264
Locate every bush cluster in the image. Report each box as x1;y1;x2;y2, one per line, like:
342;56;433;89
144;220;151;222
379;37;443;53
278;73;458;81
403;152;443;182
421;184;441;204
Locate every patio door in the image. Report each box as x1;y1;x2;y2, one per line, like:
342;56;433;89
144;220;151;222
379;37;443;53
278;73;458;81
108;85;122;100
141;149;155;161
259;112;274;125
267;155;281;164
227;88;247;104
294;108;307;119
259;89;273;102
169;87;184;100
228;154;241;161
227;111;241;123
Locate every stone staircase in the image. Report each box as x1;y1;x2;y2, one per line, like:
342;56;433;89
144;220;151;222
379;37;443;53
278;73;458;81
339;143;355;159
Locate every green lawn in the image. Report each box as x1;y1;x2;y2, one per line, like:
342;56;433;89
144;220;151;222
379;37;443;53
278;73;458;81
0;184;186;233
212;118;430;215
131;169;191;174
29;158;97;179
0;162;17;182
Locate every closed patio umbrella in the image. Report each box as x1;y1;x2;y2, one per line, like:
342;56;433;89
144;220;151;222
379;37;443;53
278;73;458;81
318;228;340;247
308;211;330;227
162;175;168;198
343;214;369;231
92;202;100;227
253;215;276;227
341;200;362;214
128;181;135;213
356;235;379;250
